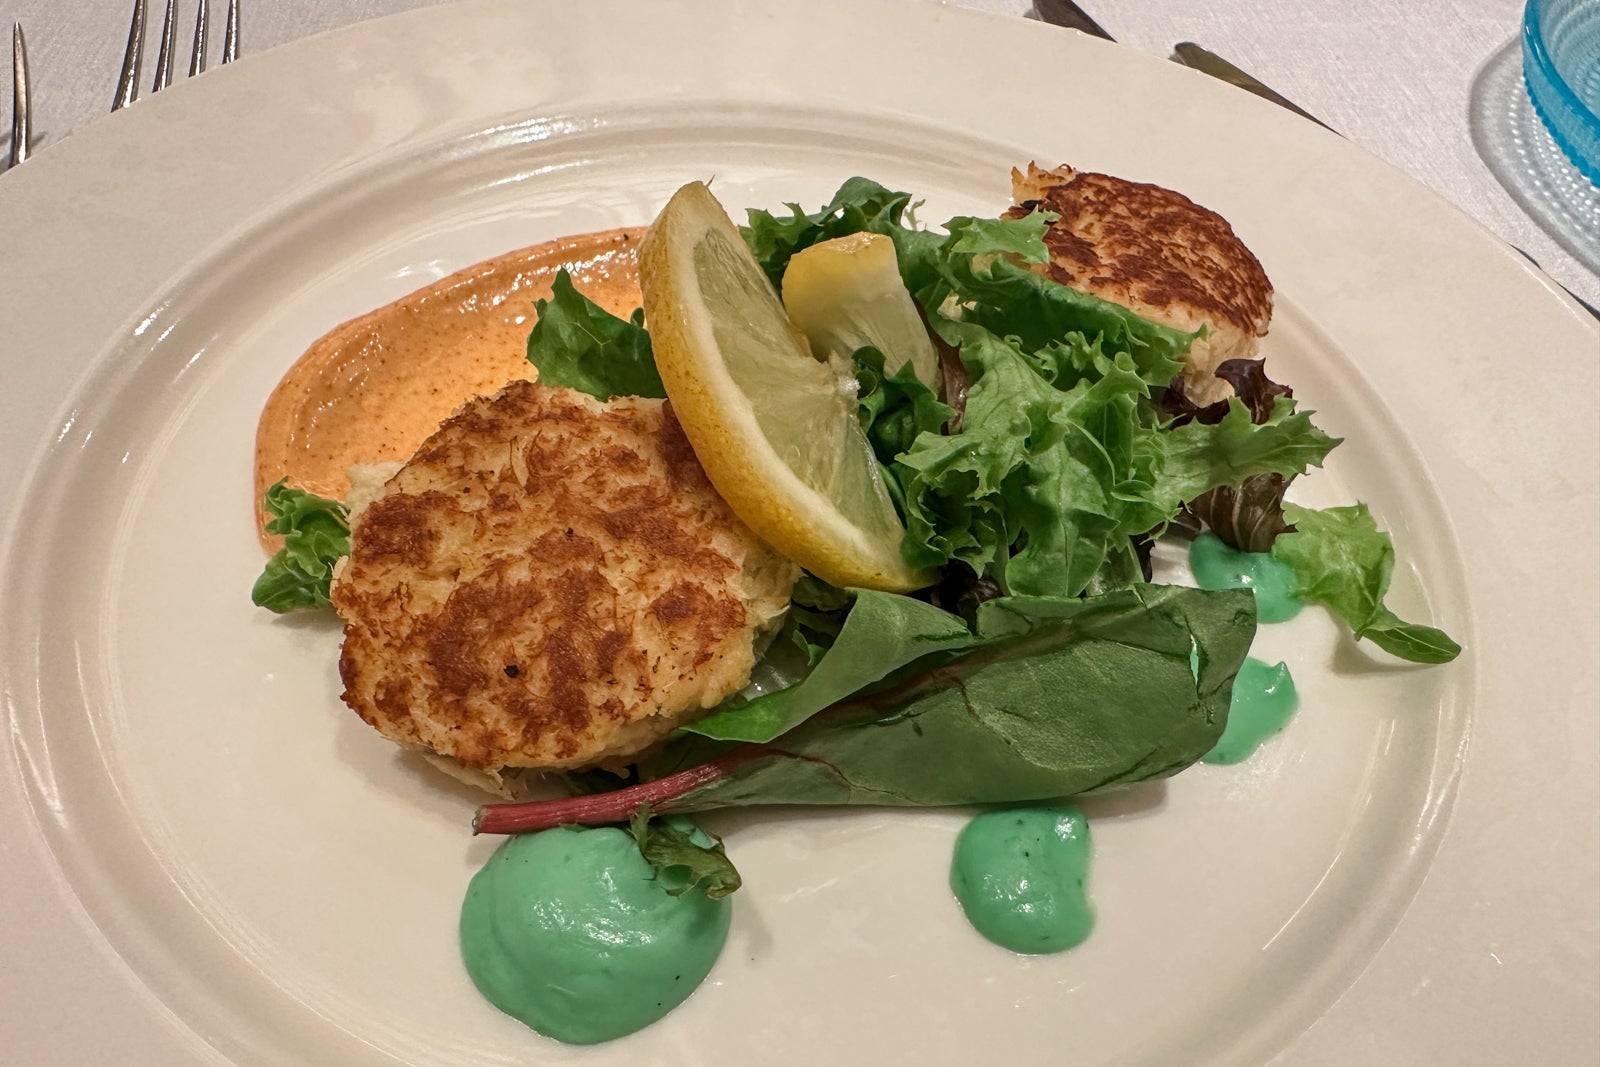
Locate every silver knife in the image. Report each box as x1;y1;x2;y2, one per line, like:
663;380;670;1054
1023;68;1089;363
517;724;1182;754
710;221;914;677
1035;1;1333;130
1032;0;1112;42
1170;41;1335;132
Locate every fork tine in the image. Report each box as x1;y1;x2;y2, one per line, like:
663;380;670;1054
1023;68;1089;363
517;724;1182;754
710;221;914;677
189;0;210;77
152;0;176;93
113;0;146;111
10;22;30;168
223;0;239;64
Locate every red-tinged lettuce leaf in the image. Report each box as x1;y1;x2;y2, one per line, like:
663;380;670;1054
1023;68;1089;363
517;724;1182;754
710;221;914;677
1271;503;1462;664
1163;360;1307;553
1161;357;1294;427
1185;472;1297;554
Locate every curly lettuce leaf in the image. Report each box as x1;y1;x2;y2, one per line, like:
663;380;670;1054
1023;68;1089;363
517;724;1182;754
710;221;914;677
1153;396;1341;514
525;268;663;400
852;345;953;466
943;211;1056;260
741;178;915;288
251;481;350;613
627;808;742;899
1271;503;1461;663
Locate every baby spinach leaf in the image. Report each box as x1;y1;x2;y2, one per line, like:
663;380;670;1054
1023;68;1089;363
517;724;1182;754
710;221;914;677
525;268;663;400
251;481;350;613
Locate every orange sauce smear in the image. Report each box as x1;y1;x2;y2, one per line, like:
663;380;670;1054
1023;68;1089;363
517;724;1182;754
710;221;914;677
254;227;644;548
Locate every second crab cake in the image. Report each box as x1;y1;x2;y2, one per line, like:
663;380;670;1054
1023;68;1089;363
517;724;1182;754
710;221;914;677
1006;162;1274;406
332;379;799;775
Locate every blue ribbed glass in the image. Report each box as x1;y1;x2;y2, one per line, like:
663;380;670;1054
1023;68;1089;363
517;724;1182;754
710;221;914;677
1524;0;1600;185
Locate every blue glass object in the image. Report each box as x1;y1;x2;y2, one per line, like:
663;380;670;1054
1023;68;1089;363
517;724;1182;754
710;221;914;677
1524;0;1600;184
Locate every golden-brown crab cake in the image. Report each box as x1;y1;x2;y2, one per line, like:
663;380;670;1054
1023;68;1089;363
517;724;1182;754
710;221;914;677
1007;163;1274;405
331;379;799;773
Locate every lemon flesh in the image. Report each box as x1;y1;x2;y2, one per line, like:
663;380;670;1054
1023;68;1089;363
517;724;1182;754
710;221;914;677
781;231;941;390
637;182;933;593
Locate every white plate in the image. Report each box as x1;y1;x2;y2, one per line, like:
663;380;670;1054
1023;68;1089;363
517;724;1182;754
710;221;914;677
1;1;1596;1063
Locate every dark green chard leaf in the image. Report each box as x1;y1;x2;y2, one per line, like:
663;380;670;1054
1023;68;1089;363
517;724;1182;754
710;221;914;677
682;586;1253;809
251;481;350;613
473;585;1257;834
627;808;742;899
1271;503;1462;664
525;268;664;400
686;590;977;744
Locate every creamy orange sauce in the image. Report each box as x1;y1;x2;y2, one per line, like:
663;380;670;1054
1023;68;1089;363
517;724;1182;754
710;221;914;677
254;227;644;547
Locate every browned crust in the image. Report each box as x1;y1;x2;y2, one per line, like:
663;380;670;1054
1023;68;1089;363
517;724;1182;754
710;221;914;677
1006;163;1272;338
332;380;796;771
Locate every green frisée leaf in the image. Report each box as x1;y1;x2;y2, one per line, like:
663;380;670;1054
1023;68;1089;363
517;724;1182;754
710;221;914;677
1271;503;1461;664
852;346;953;465
742;178;915;288
943;211;1056;260
627;808;742;899
922;253;1194;388
251;481;350;613
525;268;664;400
1153;397;1341;514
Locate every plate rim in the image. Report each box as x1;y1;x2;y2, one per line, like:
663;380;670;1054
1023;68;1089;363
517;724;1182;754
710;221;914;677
1;0;1595;1064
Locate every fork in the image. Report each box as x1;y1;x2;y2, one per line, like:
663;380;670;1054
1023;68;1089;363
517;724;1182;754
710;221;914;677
113;0;240;112
8;23;29;169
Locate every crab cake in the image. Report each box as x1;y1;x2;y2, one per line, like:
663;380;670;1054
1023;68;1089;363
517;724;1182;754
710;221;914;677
332;379;799;773
1007;163;1274;405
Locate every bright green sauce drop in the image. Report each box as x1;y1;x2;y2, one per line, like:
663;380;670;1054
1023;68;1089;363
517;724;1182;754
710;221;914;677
459;825;730;1045
1189;531;1303;623
1204;656;1300;764
950;807;1094;954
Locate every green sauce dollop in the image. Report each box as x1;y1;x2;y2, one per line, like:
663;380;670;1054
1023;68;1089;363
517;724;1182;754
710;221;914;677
1189;531;1303;623
950;807;1094;954
459;826;731;1045
1203;656;1299;764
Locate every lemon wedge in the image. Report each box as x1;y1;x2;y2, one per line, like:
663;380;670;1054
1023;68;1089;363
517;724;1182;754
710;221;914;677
781;231;941;390
637;181;933;593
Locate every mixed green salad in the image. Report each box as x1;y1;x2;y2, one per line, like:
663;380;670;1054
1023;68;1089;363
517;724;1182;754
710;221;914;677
255;178;1460;894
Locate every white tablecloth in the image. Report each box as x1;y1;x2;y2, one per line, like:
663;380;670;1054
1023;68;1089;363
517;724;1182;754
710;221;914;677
3;0;1597;310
